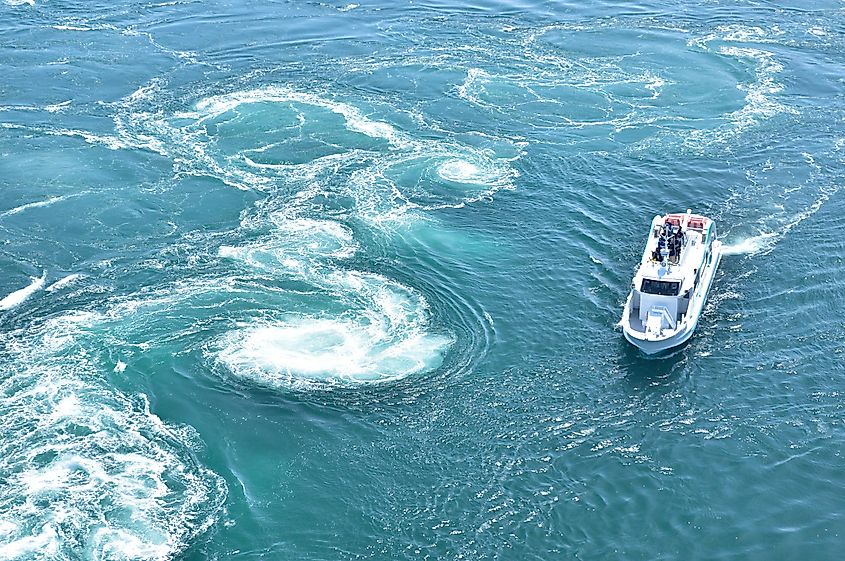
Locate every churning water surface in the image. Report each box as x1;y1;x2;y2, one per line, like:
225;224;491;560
1;1;844;559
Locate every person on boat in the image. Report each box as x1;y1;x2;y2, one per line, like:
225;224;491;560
665;226;676;260
656;235;668;262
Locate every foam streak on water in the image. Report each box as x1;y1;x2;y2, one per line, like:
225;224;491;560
46;274;84;293
190;87;409;148
0;273;45;311
1;197;69;217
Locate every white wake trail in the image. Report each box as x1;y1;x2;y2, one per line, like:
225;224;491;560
721;233;777;256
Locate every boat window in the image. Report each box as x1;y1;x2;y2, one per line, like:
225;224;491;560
640;278;680;296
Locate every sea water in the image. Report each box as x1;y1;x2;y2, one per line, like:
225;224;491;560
1;1;843;559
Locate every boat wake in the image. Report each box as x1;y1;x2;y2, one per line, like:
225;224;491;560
720;234;776;256
722;184;837;257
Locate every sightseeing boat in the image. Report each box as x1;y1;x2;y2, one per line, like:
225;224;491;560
621;210;722;354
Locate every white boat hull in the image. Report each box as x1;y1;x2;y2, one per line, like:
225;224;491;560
623;318;696;355
622;239;722;355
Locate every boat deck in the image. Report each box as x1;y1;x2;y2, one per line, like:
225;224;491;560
627;310;645;333
640;229;707;281
626;306;689;335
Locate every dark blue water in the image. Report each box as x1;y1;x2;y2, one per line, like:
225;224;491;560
1;1;844;559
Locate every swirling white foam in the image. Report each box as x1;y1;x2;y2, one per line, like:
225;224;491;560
219;217;357;277
214;214;454;389
436;158;487;184
108;83;515;389
345;149;518;219
718;46;793;130
0;312;227;560
447;23;796;153
454;58;673;133
684;25;797;147
456;68;493;108
214;271;453;390
114;82;520;210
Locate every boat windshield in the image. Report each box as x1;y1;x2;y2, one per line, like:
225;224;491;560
641;278;680;296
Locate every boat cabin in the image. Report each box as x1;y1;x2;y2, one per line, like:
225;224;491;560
627;212;717;332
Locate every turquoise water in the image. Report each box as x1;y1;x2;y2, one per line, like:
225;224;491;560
1;0;844;559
